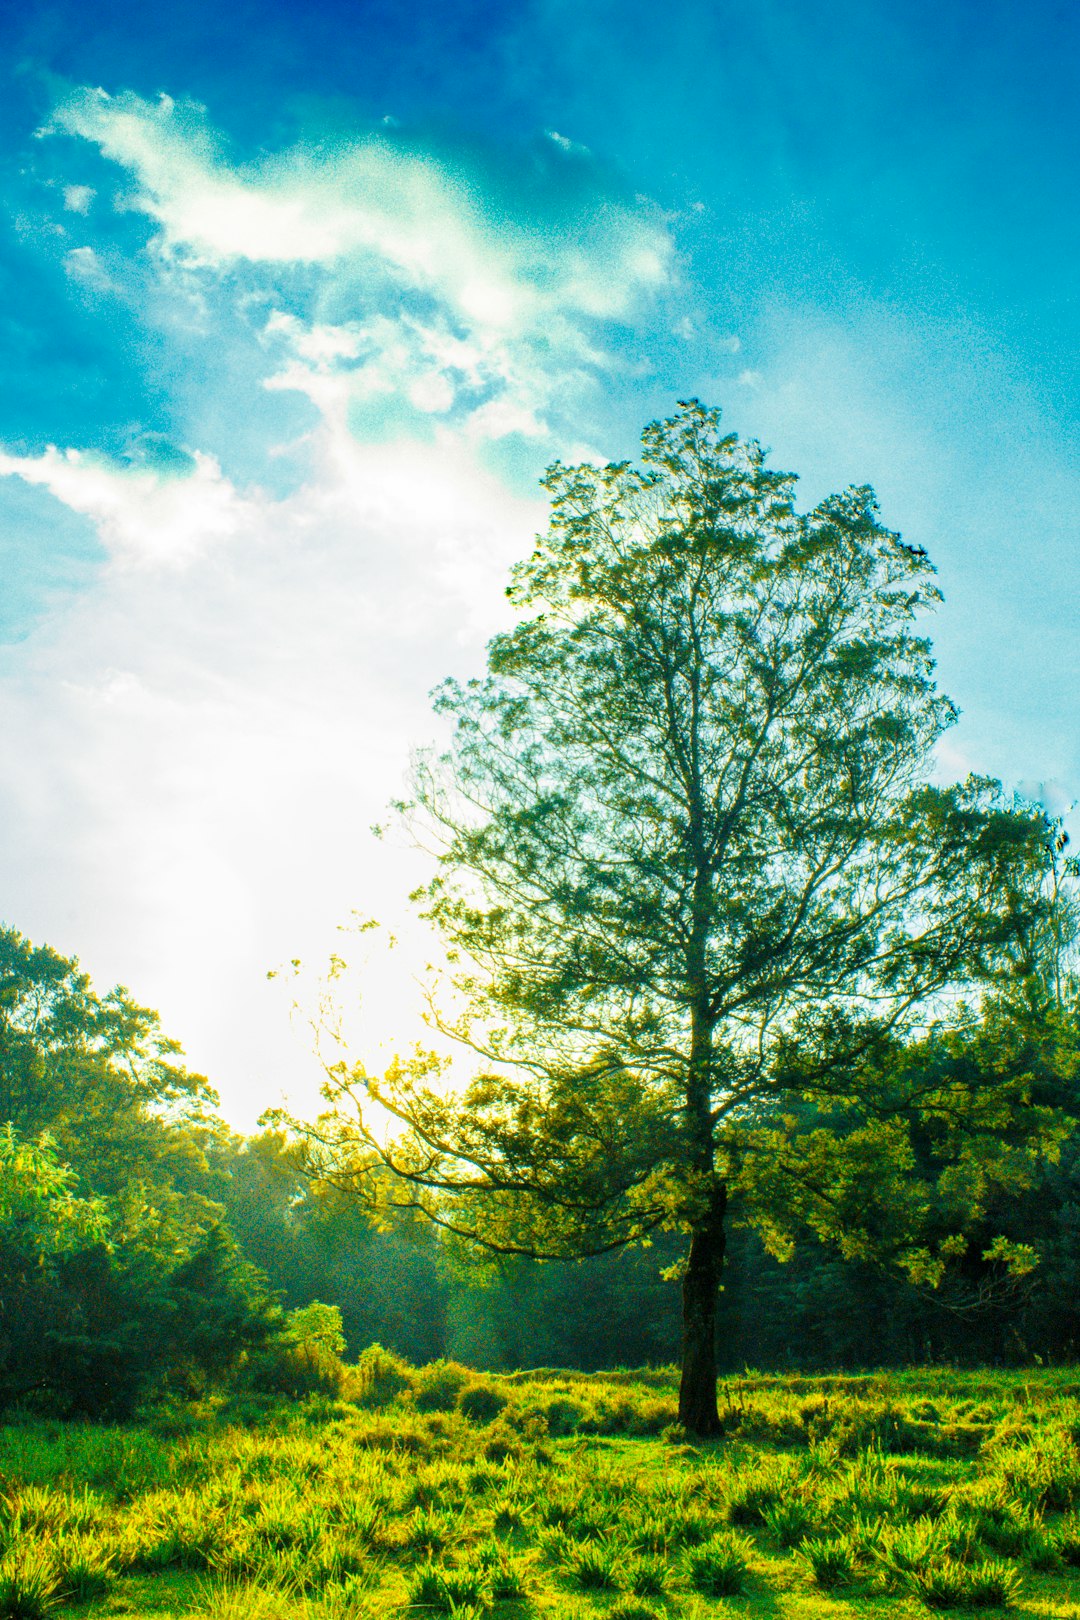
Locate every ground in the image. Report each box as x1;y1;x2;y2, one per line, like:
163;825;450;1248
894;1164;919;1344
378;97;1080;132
2;1363;1080;1619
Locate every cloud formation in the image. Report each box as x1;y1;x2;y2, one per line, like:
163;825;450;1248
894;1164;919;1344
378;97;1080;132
47;88;674;457
1;89;679;1122
0;444;256;565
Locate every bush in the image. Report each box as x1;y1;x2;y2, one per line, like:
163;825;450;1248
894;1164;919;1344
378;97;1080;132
350;1344;413;1409
542;1396;587;1435
413;1361;472;1413
457;1381;508;1425
247;1342;344;1400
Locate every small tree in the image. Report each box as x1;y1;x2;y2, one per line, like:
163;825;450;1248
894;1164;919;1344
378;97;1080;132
291;403;1055;1433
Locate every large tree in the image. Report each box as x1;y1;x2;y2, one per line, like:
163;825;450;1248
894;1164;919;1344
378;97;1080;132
294;402;1055;1433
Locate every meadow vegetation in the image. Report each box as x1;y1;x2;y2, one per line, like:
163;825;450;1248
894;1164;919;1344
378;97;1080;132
2;1359;1080;1620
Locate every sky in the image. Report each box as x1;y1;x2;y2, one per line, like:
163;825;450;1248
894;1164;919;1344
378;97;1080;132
1;0;1078;1127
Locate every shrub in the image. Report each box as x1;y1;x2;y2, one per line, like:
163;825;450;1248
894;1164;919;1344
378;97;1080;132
457;1382;509;1425
247;1342;344;1400
542;1397;587;1436
414;1362;473;1413
350;1344;413;1409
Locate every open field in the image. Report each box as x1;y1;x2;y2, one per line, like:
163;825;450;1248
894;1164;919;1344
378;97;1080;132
2;1361;1080;1619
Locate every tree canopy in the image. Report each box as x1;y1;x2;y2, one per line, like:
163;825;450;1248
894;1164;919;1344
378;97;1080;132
240;405;1074;1430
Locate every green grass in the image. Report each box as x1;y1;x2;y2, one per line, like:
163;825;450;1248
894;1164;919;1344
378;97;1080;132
4;1364;1080;1618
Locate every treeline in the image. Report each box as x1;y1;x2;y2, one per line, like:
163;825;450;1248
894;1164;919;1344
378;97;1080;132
3;922;1080;1420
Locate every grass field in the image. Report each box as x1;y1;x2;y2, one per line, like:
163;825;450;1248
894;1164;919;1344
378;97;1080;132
3;1357;1080;1619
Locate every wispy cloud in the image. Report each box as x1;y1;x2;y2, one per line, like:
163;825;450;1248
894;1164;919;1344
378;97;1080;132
46;88;675;457
1;88;681;1121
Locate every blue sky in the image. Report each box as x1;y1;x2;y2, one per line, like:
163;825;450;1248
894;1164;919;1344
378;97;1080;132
1;0;1078;1123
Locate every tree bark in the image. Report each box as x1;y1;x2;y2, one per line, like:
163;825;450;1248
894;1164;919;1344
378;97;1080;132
678;1178;726;1436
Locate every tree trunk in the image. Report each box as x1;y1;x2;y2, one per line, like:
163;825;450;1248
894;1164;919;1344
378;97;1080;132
678;1179;726;1436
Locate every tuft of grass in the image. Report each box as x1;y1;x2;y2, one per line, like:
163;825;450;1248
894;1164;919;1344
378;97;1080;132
907;1555;1022;1610
684;1532;752;1598
563;1540;623;1592
192;1582;292;1620
762;1497;818;1548
476;1545;530;1603
53;1536;116;1603
404;1508;458;1555
1055;1513;1080;1567
624;1554;667;1597
796;1535;856;1592
406;1561;489;1612
0;1548;60;1620
606;1602;660;1620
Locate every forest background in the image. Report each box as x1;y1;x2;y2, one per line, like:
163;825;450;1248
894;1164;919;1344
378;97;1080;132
4;884;1080;1424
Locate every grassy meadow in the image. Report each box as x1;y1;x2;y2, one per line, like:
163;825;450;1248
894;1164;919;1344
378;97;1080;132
3;1356;1080;1620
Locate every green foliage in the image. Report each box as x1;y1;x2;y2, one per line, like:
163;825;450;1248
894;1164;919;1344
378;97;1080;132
413;1361;472;1412
563;1539;624;1591
684;1532;752;1596
0;1548;59;1620
405;1561;488;1611
796;1535;856;1591
623;1553;667;1596
351;1343;412;1408
0;925;218;1220
907;1556;1023;1610
280;402;1062;1434
457;1380;508;1425
0;927;286;1418
3;1366;1080;1618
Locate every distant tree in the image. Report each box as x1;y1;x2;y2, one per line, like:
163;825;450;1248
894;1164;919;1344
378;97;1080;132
0;925;220;1246
0;928;285;1415
288;402;1059;1434
212;1130;449;1364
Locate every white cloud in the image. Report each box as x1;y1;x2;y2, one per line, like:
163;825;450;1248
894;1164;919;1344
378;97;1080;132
42;88;680;467
0;425;542;1125
0;444;257;565
63;245;115;292
0;87;685;1127
49;89;672;343
63;183;95;213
